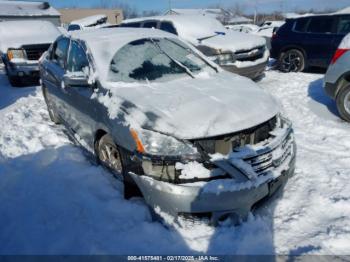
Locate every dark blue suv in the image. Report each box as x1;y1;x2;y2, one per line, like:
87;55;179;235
271;14;350;72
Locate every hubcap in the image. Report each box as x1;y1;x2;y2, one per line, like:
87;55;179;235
99;142;123;174
282;51;302;72
344;91;350;115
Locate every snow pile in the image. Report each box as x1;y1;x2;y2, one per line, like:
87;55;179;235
0;1;60;17
0;20;60;53
176;162;211;180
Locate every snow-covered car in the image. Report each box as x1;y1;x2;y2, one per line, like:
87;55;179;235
120;15;269;80
39;28;296;223
68;15;109;31
324;33;350;122
226;24;260;34
0;20;60;86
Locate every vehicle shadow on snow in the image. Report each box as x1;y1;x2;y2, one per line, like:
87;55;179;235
0;69;37;110
307;77;340;119
0;146;196;255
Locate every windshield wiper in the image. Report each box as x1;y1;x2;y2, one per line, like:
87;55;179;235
197;31;226;43
165;38;219;73
151;39;195;79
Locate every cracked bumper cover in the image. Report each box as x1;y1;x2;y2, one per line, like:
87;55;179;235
130;125;296;218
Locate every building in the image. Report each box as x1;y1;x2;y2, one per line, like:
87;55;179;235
59;8;123;26
0;0;61;26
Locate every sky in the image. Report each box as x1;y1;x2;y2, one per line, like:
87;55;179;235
48;0;349;14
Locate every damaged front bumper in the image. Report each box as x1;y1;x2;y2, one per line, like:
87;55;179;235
130;121;296;222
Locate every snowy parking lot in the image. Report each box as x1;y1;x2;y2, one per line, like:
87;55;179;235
0;65;349;255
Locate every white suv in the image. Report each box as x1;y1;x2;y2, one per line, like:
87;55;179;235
324;33;350;122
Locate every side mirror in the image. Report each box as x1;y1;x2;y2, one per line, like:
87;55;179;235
63;73;90;88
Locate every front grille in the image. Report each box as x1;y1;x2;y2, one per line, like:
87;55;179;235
193;116;277;155
22;44;51;61
234;46;265;62
244;132;294;176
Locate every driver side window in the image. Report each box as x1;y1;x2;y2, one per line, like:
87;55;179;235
51;38;70;69
67;41;89;73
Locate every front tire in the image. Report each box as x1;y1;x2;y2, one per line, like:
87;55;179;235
336;84;350;122
278;49;305;73
95;134;143;199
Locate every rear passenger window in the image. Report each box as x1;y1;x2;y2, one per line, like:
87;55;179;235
143;21;157;28
307;17;335;34
294;18;310;32
120;22;141;28
160;22;177;35
337;16;350;34
52;38;70;69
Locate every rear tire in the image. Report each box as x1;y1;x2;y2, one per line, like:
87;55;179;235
336;84;350;122
278;49;305;73
42;87;60;124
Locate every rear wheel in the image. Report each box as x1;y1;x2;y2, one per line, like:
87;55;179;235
336;84;350;122
279;49;305;73
42;87;60;124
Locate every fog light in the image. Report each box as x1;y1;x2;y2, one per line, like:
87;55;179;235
17;71;24;77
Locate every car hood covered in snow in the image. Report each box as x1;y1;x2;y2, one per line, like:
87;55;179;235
100;71;280;140
123;15;266;52
199;31;266;52
0;20;60;53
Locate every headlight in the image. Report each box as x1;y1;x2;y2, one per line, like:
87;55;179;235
7;48;26;61
210;53;234;65
130;128;199;157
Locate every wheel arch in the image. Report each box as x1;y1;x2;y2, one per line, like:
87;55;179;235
335;72;350;99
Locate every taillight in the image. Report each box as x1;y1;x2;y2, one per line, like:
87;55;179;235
331;49;350;64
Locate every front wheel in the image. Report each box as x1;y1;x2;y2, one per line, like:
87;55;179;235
336;84;350;122
278;49;305;73
95;134;143;199
96;134;124;175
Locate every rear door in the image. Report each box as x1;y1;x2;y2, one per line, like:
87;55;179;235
302;16;337;67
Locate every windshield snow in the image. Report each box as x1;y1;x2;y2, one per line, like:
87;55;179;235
108;38;215;83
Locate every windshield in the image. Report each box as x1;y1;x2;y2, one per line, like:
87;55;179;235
107;38;215;83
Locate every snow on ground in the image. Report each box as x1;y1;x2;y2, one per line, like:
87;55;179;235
0;65;349;255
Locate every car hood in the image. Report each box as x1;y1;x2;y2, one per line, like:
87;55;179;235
101;71;280;140
198;31;266;53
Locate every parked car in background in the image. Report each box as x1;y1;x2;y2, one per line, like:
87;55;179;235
324;33;350;122
0;20;60;86
271;13;350;72
39;28;296;223
226;24;260;34
68;14;109;31
120;15;269;80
